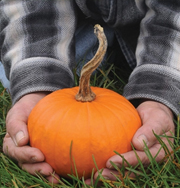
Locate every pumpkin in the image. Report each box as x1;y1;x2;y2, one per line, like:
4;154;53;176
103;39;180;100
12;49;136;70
28;25;141;179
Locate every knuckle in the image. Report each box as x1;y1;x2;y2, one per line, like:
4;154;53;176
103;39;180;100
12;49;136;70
2;134;10;154
2;134;18;161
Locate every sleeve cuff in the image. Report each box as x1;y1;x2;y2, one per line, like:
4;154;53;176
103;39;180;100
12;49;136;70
10;57;74;104
123;64;180;116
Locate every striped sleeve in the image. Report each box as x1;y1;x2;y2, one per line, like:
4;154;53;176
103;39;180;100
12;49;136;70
123;0;180;116
0;0;77;104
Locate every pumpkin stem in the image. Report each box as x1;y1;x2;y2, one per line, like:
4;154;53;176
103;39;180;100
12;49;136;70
75;24;108;102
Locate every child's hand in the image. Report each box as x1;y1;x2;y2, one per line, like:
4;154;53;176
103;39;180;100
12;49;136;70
3;92;60;183
85;100;175;184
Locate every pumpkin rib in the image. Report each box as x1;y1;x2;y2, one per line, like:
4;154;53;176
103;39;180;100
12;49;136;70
92;93;139;125
91;87;137;114
85;102;95;169
75;102;92;173
84;102;105;175
95;100;140;142
50;102;89;175
87;102;114;158
60;102;94;176
90;91;141;144
91;97;132;153
91;99;130;146
52;109;79;173
92;88;141;126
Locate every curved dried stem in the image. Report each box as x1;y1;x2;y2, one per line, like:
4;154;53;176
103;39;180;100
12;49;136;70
75;24;108;102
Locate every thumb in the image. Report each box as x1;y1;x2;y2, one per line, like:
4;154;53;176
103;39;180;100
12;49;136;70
132;125;152;151
6;99;31;147
6;108;29;146
12;126;29;147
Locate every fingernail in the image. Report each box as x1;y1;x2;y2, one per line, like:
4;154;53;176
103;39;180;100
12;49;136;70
15;131;25;146
137;134;148;148
108;163;121;169
103;176;110;180
31;156;37;162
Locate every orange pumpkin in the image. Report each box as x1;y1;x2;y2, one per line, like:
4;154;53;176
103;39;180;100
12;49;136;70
28;25;141;179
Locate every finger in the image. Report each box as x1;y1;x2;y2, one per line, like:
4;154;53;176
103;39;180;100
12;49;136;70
95;168;120;181
3;133;44;163
20;162;54;177
84;179;92;185
92;168;135;184
106;144;166;170
106;150;145;169
93;168;137;182
20;163;60;183
84;178;104;187
46;173;60;184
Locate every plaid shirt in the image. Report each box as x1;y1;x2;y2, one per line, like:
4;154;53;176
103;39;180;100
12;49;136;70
0;0;180;116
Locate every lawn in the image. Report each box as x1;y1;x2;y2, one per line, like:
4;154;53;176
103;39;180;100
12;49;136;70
0;64;180;187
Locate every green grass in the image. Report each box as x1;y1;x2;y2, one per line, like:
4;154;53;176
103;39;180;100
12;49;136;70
0;64;180;187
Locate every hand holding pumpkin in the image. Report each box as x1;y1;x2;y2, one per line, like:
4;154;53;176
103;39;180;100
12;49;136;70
86;100;174;183
3;25;175;185
3;91;174;184
3;92;60;183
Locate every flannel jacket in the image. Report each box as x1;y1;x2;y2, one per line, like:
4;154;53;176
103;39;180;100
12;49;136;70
0;0;180;116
